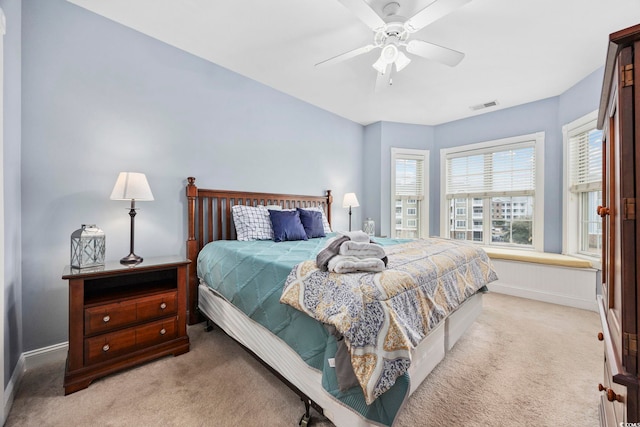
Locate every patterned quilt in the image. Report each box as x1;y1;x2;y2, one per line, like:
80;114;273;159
280;237;498;405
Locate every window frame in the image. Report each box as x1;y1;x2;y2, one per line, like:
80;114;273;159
562;110;602;267
440;132;545;251
391;147;429;239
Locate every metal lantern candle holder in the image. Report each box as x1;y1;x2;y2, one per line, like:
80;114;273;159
363;218;375;236
70;224;106;269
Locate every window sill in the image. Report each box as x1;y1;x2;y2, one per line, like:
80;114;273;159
481;246;595;269
565;253;602;270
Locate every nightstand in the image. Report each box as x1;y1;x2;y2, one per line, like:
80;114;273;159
62;256;191;395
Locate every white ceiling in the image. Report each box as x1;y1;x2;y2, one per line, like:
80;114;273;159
67;0;640;126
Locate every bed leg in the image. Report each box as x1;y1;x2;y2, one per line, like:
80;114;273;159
299;398;311;427
204;320;214;332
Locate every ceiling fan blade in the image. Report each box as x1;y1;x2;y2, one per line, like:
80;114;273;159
406;39;465;66
337;0;386;30
374;64;393;92
315;44;377;67
405;0;472;33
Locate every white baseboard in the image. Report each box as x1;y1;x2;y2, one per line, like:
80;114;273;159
23;341;68;371
3;353;25;425
3;342;68;423
488;259;598;311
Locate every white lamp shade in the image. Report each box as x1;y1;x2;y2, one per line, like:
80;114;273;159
342;192;359;208
110;172;154;201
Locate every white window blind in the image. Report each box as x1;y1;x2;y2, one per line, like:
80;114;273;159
569;127;602;193
446;143;536;198
395;155;425;199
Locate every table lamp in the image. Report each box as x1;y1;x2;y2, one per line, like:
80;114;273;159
342;192;359;232
110;172;154;264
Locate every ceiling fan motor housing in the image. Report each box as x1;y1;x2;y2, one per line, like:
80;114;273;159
374;22;408;48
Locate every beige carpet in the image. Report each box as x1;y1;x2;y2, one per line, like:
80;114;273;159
5;293;601;427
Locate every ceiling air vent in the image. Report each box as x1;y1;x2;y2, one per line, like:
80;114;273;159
470;100;499;111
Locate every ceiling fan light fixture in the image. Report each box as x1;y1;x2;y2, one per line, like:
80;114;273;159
372;56;387;74
394;51;411;72
380;44;399;64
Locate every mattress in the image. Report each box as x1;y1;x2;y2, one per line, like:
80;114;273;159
198;284;483;426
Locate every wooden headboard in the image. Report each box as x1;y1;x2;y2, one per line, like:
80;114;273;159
185;177;333;324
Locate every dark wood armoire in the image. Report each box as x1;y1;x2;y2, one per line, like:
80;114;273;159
597;23;640;426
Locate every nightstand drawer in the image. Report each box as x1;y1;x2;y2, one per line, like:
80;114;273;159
85;327;137;365
136;317;178;348
84;317;178;365
85;300;138;335
84;290;178;335
136;291;177;321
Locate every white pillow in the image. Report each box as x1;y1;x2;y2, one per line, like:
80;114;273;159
231;205;274;241
300;206;332;233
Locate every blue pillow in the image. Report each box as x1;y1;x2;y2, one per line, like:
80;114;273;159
269;210;308;242
297;208;326;238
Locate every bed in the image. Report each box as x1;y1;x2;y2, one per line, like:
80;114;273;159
185;177;497;426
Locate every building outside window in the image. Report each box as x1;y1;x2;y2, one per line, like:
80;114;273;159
441;132;545;250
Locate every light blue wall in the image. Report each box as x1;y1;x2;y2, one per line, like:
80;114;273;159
362;122;382;234
21;0;363;351
2;0;22;388
434;68;604;253
434;97;560;252
381;122;434;237
559;67;604;126
362;121;435;237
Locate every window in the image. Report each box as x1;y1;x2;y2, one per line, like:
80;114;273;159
441;132;545;250
563;111;602;261
391;148;429;239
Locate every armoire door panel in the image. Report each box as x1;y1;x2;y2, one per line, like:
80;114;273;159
618;45;638;376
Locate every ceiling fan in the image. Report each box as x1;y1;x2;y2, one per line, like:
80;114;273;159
317;0;471;88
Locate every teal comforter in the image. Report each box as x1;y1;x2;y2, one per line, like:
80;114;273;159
197;234;409;426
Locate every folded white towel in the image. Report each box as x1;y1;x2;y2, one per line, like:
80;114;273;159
338;230;371;243
327;255;386;274
339;240;386;259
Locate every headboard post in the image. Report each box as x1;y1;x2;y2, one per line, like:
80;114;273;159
186;177;201;325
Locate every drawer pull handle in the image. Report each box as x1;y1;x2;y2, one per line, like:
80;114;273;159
598;332;604;341
598;384;623;403
102;344;110;352
103;315;111;323
607;388;623;403
160;302;167;310
160;328;166;335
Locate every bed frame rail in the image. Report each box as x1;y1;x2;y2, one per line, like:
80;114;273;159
185;176;333;324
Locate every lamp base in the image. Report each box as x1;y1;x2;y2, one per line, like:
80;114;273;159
120;253;143;265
